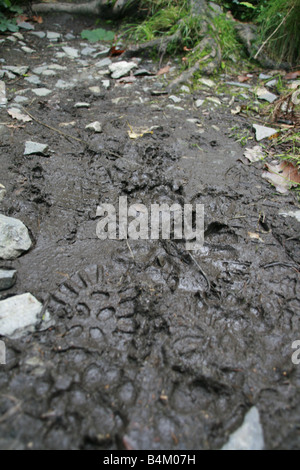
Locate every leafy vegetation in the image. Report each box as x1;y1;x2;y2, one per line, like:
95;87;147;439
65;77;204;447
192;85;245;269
0;0;23;32
81;27;115;43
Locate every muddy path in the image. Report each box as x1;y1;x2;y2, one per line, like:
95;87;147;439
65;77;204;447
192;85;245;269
0;14;300;450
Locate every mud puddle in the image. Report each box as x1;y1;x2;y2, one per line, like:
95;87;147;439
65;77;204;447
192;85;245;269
0;14;299;450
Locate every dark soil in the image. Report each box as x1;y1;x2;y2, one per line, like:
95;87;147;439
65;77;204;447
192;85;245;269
0;13;299;450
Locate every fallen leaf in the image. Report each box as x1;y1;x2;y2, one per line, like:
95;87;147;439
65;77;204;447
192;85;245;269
17;15;29;23
262;161;300;194
238;75;250;83
32;15;43;24
244;146;265;163
7;108;32;123
157;65;170;76
110;46;125;56
284;71;300;80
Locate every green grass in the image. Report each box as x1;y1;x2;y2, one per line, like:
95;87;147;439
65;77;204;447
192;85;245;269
256;0;300;65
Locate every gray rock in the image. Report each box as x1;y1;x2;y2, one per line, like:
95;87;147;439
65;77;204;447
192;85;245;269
89;86;101;94
253;124;277;141
0;81;7;107
0;269;17;291
225;81;252;89
14;95;29;104
65;33;75;40
94;47;110;58
32;66;48;75
81;46;96;56
259;73;272;80
18;21;34;31
31;88;52;97
0;214;32;260
21;46;35;54
0;293;53;339
279;210;300;222
30;31;46;39
195;99;205;108
48;64;67;71
95;57;112;68
55;79;75;89
199;78;216;88
3;65;28;76
180;85;190;93
41;69;57;77
222;407;264;450
24;141;49;156
257;87;278;103
109;61;138;79
25;75;41;85
62;46;79;58
0;184;6;202
169;95;182;104
47;31;61;41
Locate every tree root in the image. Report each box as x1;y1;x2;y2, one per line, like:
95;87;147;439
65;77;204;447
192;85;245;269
167;37;221;91
32;0;136;18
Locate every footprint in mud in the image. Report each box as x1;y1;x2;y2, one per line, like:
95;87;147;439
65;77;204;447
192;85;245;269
48;263;140;354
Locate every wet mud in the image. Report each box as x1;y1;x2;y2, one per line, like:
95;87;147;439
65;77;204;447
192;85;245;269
0;14;299;450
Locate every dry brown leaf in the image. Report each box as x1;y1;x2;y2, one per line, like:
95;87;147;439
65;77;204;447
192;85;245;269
157;65;170;76
238;75;250;83
262;161;300;194
32;15;43;24
284;71;300;80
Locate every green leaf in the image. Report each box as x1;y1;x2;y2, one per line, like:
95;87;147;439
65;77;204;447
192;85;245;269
81;28;115;43
240;2;256;9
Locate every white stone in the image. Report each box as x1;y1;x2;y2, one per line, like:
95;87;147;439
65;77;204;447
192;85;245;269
109;61;137;79
89;86;101;94
180;85;190;93
31;88;52;97
253;124;277;141
195;99;204;108
74;102;90;108
14;95;29;104
0;214;32;260
101;80;110;90
0;81;7;107
207;96;221;105
199;78;216;88
222;407;264;450
24;141;49;156
62;46;79;58
85;121;102;133
0;293;53;339
169;95;182;103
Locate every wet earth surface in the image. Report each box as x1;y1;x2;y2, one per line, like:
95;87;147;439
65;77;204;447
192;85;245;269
0;14;300;450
